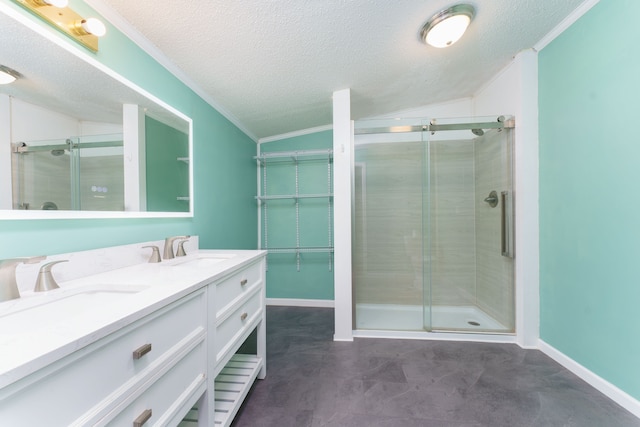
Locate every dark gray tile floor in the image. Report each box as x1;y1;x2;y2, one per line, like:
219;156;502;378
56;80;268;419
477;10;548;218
232;306;640;427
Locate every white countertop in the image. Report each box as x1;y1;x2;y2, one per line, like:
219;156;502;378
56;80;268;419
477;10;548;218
0;249;266;389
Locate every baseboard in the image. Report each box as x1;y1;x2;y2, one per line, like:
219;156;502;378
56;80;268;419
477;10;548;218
538;340;640;419
266;298;334;308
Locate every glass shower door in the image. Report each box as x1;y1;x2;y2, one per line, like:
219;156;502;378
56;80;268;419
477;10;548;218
353;118;431;331
426;118;515;333
11;137;73;210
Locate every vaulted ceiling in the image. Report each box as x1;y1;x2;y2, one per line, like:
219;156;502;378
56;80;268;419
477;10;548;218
87;0;586;140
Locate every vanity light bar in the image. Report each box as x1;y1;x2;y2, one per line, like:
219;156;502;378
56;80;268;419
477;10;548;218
12;0;105;52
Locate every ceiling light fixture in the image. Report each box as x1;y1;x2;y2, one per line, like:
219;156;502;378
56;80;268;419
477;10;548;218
0;65;21;85
420;4;475;48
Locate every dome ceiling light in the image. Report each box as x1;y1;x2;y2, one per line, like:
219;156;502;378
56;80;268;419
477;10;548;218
0;65;21;85
420;4;475;48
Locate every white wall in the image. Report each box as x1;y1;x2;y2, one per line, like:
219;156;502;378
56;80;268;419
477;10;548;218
0;96;11;210
369;97;473;121
10;98;80;141
473;50;539;348
80;121;122;136
332;89;353;341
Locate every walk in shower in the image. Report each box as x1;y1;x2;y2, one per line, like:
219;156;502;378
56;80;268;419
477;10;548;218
353;116;515;334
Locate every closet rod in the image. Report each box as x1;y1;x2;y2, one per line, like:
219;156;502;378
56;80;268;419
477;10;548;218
254;149;333;160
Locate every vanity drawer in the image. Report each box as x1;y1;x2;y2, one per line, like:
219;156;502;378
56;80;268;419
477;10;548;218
214;260;263;318
215;290;262;365
102;340;206;427
0;290;206;427
88;288;206;382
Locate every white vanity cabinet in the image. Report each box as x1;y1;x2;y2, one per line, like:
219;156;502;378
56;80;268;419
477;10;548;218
0;250;266;427
0;288;207;426
203;256;267;427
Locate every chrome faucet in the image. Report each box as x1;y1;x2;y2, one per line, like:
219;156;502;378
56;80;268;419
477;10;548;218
0;256;46;302
176;239;190;257
34;260;68;292
163;235;190;260
143;246;162;263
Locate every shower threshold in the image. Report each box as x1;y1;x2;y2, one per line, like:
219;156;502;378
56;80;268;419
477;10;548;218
355;303;512;334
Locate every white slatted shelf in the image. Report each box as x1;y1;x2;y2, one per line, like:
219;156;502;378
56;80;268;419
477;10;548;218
179;355;263;426
213;354;263;426
177;408;199;426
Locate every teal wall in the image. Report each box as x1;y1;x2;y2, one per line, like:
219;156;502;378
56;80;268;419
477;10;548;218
145;116;189;213
539;0;640;399
0;0;257;259
259;130;334;300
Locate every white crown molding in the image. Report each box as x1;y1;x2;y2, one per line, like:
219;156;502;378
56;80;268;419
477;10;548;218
534;0;600;52
258;124;333;144
84;0;258;142
538;340;640;419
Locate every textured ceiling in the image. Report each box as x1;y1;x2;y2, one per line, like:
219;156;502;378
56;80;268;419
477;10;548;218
77;1;586;138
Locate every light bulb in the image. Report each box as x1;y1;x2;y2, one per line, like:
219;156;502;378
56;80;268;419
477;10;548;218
81;18;106;37
43;0;69;7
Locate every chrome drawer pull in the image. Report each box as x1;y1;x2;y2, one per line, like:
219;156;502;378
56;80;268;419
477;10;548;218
133;409;152;427
240;279;248;286
240;312;248;321
132;343;152;360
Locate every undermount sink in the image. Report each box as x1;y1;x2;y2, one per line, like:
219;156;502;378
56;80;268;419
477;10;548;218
163;253;237;268
0;284;149;336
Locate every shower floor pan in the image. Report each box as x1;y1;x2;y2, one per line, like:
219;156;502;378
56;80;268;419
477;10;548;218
355;303;509;333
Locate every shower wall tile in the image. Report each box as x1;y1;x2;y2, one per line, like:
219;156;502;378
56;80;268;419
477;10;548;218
79;155;124;211
353;142;424;306
474;129;514;330
12;151;72;210
429;140;476;307
354;139;478;309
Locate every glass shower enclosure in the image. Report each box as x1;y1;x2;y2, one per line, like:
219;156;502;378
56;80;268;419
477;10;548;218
353;116;515;334
11;134;124;211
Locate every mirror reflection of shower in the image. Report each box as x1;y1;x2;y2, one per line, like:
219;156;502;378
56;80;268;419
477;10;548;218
11;135;124;211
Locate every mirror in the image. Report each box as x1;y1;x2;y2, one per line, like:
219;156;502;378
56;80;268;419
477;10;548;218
0;5;193;219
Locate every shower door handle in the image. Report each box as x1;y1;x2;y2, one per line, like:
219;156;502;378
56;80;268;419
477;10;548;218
501;191;514;258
